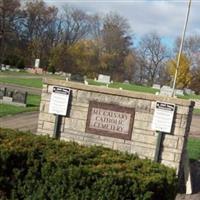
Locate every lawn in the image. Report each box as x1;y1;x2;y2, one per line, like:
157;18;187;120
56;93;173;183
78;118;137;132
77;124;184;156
0;77;42;88
0;94;41;117
87;79;159;94
187;138;200;161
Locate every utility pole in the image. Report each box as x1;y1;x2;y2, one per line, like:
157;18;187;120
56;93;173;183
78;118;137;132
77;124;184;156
171;0;192;97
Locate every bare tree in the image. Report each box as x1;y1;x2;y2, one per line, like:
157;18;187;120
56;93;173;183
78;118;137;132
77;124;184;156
61;6;91;47
138;32;169;85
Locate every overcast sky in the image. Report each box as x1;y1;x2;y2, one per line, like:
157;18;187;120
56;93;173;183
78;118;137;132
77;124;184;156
45;0;200;48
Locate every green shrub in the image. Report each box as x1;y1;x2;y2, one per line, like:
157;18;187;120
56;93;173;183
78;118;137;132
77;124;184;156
0;128;177;200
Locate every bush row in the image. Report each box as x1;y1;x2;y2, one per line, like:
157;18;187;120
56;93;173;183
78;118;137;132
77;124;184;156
0;128;177;199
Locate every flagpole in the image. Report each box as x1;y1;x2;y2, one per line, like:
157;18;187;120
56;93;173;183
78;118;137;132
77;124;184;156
171;0;192;97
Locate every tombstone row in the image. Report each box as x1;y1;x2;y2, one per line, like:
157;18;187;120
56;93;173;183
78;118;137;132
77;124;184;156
0;88;27;106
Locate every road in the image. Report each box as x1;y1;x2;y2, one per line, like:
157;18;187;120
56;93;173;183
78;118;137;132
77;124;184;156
0;111;39;133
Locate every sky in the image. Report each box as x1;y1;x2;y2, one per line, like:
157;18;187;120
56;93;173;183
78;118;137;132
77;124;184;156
44;0;200;48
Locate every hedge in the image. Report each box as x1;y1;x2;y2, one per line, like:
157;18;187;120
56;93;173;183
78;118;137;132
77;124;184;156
0;128;177;200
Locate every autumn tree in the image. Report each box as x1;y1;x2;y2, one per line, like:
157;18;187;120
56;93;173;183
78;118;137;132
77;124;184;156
167;53;192;89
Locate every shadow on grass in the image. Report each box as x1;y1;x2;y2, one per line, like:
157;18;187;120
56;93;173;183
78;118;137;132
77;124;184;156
190;159;200;194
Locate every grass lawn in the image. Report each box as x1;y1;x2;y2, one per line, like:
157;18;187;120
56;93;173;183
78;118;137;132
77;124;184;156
87;79;159;94
0;77;42;88
187;138;200;161
0;94;41;117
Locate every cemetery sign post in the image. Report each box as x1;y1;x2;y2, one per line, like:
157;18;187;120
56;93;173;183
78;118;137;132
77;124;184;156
49;86;70;138
152;102;175;162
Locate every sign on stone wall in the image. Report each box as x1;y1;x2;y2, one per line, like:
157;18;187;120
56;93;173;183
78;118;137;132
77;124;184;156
49;86;70;116
152;101;175;133
86;101;135;140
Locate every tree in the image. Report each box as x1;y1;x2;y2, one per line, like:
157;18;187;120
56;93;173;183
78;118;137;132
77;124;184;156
101;13;132;80
138;32;168;85
22;0;58;67
0;0;24;64
167;53;192;89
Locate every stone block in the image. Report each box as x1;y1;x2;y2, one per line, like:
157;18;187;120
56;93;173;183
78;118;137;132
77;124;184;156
177;137;185;150
64;118;86;132
113;142;131;153
133;120;151;130
174;127;186;136
131;145;154;158
133;128;155;136
161;151;175;161
135;112;153;122
41;93;51;101
132;133;156;145
43;121;55;131
44;102;50;113
136;100;151;111
99;135;125;144
163;137;178;149
77;90;91;103
70;110;88;120
39;113;55;122
176;106;189;115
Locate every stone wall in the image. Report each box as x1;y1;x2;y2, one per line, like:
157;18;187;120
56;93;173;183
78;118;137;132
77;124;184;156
37;78;194;175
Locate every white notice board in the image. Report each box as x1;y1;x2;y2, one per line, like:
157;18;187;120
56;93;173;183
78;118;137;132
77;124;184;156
152;101;175;133
49;86;70;116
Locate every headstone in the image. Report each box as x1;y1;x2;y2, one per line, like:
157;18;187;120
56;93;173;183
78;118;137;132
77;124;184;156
123;80;129;84
3;96;12;102
160;85;173;97
175;89;184;96
97;74;110;84
0;88;5;99
5;65;10;70
35;59;40;68
1;66;6;71
152;84;161;90
184;88;192;95
12;91;27;104
4;88;13;97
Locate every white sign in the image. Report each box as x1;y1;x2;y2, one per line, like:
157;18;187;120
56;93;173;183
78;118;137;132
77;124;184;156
152;101;175;133
49;86;70;116
35;59;40;68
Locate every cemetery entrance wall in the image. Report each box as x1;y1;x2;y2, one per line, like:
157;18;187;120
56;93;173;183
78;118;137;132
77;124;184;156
37;78;194;175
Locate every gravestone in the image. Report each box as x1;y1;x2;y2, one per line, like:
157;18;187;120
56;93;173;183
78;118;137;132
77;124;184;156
5;65;10;70
12;91;27;104
97;74;110;84
152;84;161;90
160;85;173;96
4;88;13;97
175;89;184;96
0;88;5;99
184;89;193;95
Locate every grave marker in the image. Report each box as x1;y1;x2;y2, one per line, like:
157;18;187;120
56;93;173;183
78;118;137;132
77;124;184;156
97;74;110;84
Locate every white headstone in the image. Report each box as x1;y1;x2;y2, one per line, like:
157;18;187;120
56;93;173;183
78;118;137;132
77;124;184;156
175;89;184;96
34;59;40;68
184;88;192;95
152;84;161;90
97;74;110;84
5;65;10;70
160;85;173;97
